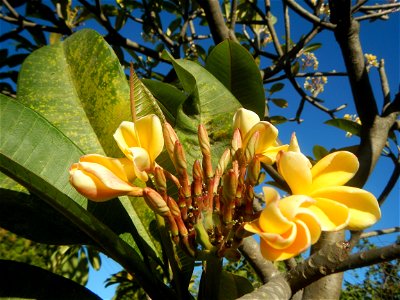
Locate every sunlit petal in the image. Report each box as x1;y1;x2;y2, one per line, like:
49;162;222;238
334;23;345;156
259;198;292;234
296;209;321;244
243;122;277;153
259;220;311;261
135;114;164;162
277;151;312;194
307;197;350;231
113;121;140;159
262;186;280;204
233;108;260;138
70;161;136;201
311;186;381;230
130;147;151;182
278;195;315;220
311;151;359;191
258;144;289;165
258;224;297;249
79;154;135;182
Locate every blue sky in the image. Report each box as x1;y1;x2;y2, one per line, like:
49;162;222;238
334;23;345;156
1;1;399;299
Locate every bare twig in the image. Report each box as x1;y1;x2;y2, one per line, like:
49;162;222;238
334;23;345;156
378;59;391;107
355;8;400;21
264;0;283;56
283;3;291;53
377;154;400;205
358;2;400;11
285;0;336;30
361;227;400;239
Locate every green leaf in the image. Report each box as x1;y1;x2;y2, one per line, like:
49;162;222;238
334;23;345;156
313;145;329;161
0;189;92;245
17;28;131;156
218;271;254;300
270;98;288;108
0;259;101;300
325;118;361;137
206;40;265;118
269;82;284;95
291;61;300;75
16;29;165;263
162;51;242;171
304;43;322;53
268;115;287;125
142;78;187;125
0;95;165;295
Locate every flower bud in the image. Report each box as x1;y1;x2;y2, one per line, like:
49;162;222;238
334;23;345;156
154;166;167;192
192;160;203;196
69;154;142;202
198;124;211;156
163;122;179;160
222;169;238;203
247;156;261;186
288;132;300;152
216;148;231;175
231;128;242;152
173;141;188;175
143;187;170;217
245;130;259;162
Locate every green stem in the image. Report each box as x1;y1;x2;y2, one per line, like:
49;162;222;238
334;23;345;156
194;221;214;250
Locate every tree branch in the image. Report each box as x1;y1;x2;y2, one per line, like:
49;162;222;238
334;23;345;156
239;237;280;284
196;0;236;44
285;0;336;30
335;242;400;273
360;227;400;239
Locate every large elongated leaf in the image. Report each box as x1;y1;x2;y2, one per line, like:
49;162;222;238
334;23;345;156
17;28;131;156
0;260;101;300
162;51;242;170
206;40;265;118
0;189;91;245
0;95;166;296
15;29;164;262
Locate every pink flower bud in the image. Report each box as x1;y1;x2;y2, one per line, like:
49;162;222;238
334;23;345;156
143;187;171;217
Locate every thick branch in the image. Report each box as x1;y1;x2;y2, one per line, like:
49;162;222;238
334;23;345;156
239;237;280;284
334;242;400;273
196;0;235;44
237;275;291;300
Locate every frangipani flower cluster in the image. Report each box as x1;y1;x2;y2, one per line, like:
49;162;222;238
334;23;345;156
69;114;164;201
69;107;381;262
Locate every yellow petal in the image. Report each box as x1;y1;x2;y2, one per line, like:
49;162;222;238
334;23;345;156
244;219;263;234
311;186;381;230
243;121;277;153
79;154;135;182
259;192;292;234
278;195;316;220
311;151;359;191
259;219;311;261
113;121;140;159
307;197;350;231
69;162;136;201
262;186;280;204
288;133;300;152
277;151;312;194
233;108;260;138
259;224;297;249
130;147;151;182
258;144;289;165
134;115;164;163
296;209;321;244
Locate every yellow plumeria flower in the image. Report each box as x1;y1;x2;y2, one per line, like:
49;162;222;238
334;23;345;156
69;154;143;202
276;136;381;231
113;114;164;182
245;187;321;261
233;108;288;164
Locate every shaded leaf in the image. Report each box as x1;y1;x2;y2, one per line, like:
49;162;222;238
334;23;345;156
270;98;288;108
325;118;361;137
0;259;101;300
268;115;287;125
162;51;242;171
269;82;284;94
291;61;300;75
218;271;254;300
313;145;329;161
206;40;265;118
304;43;322;53
0;189;92;245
